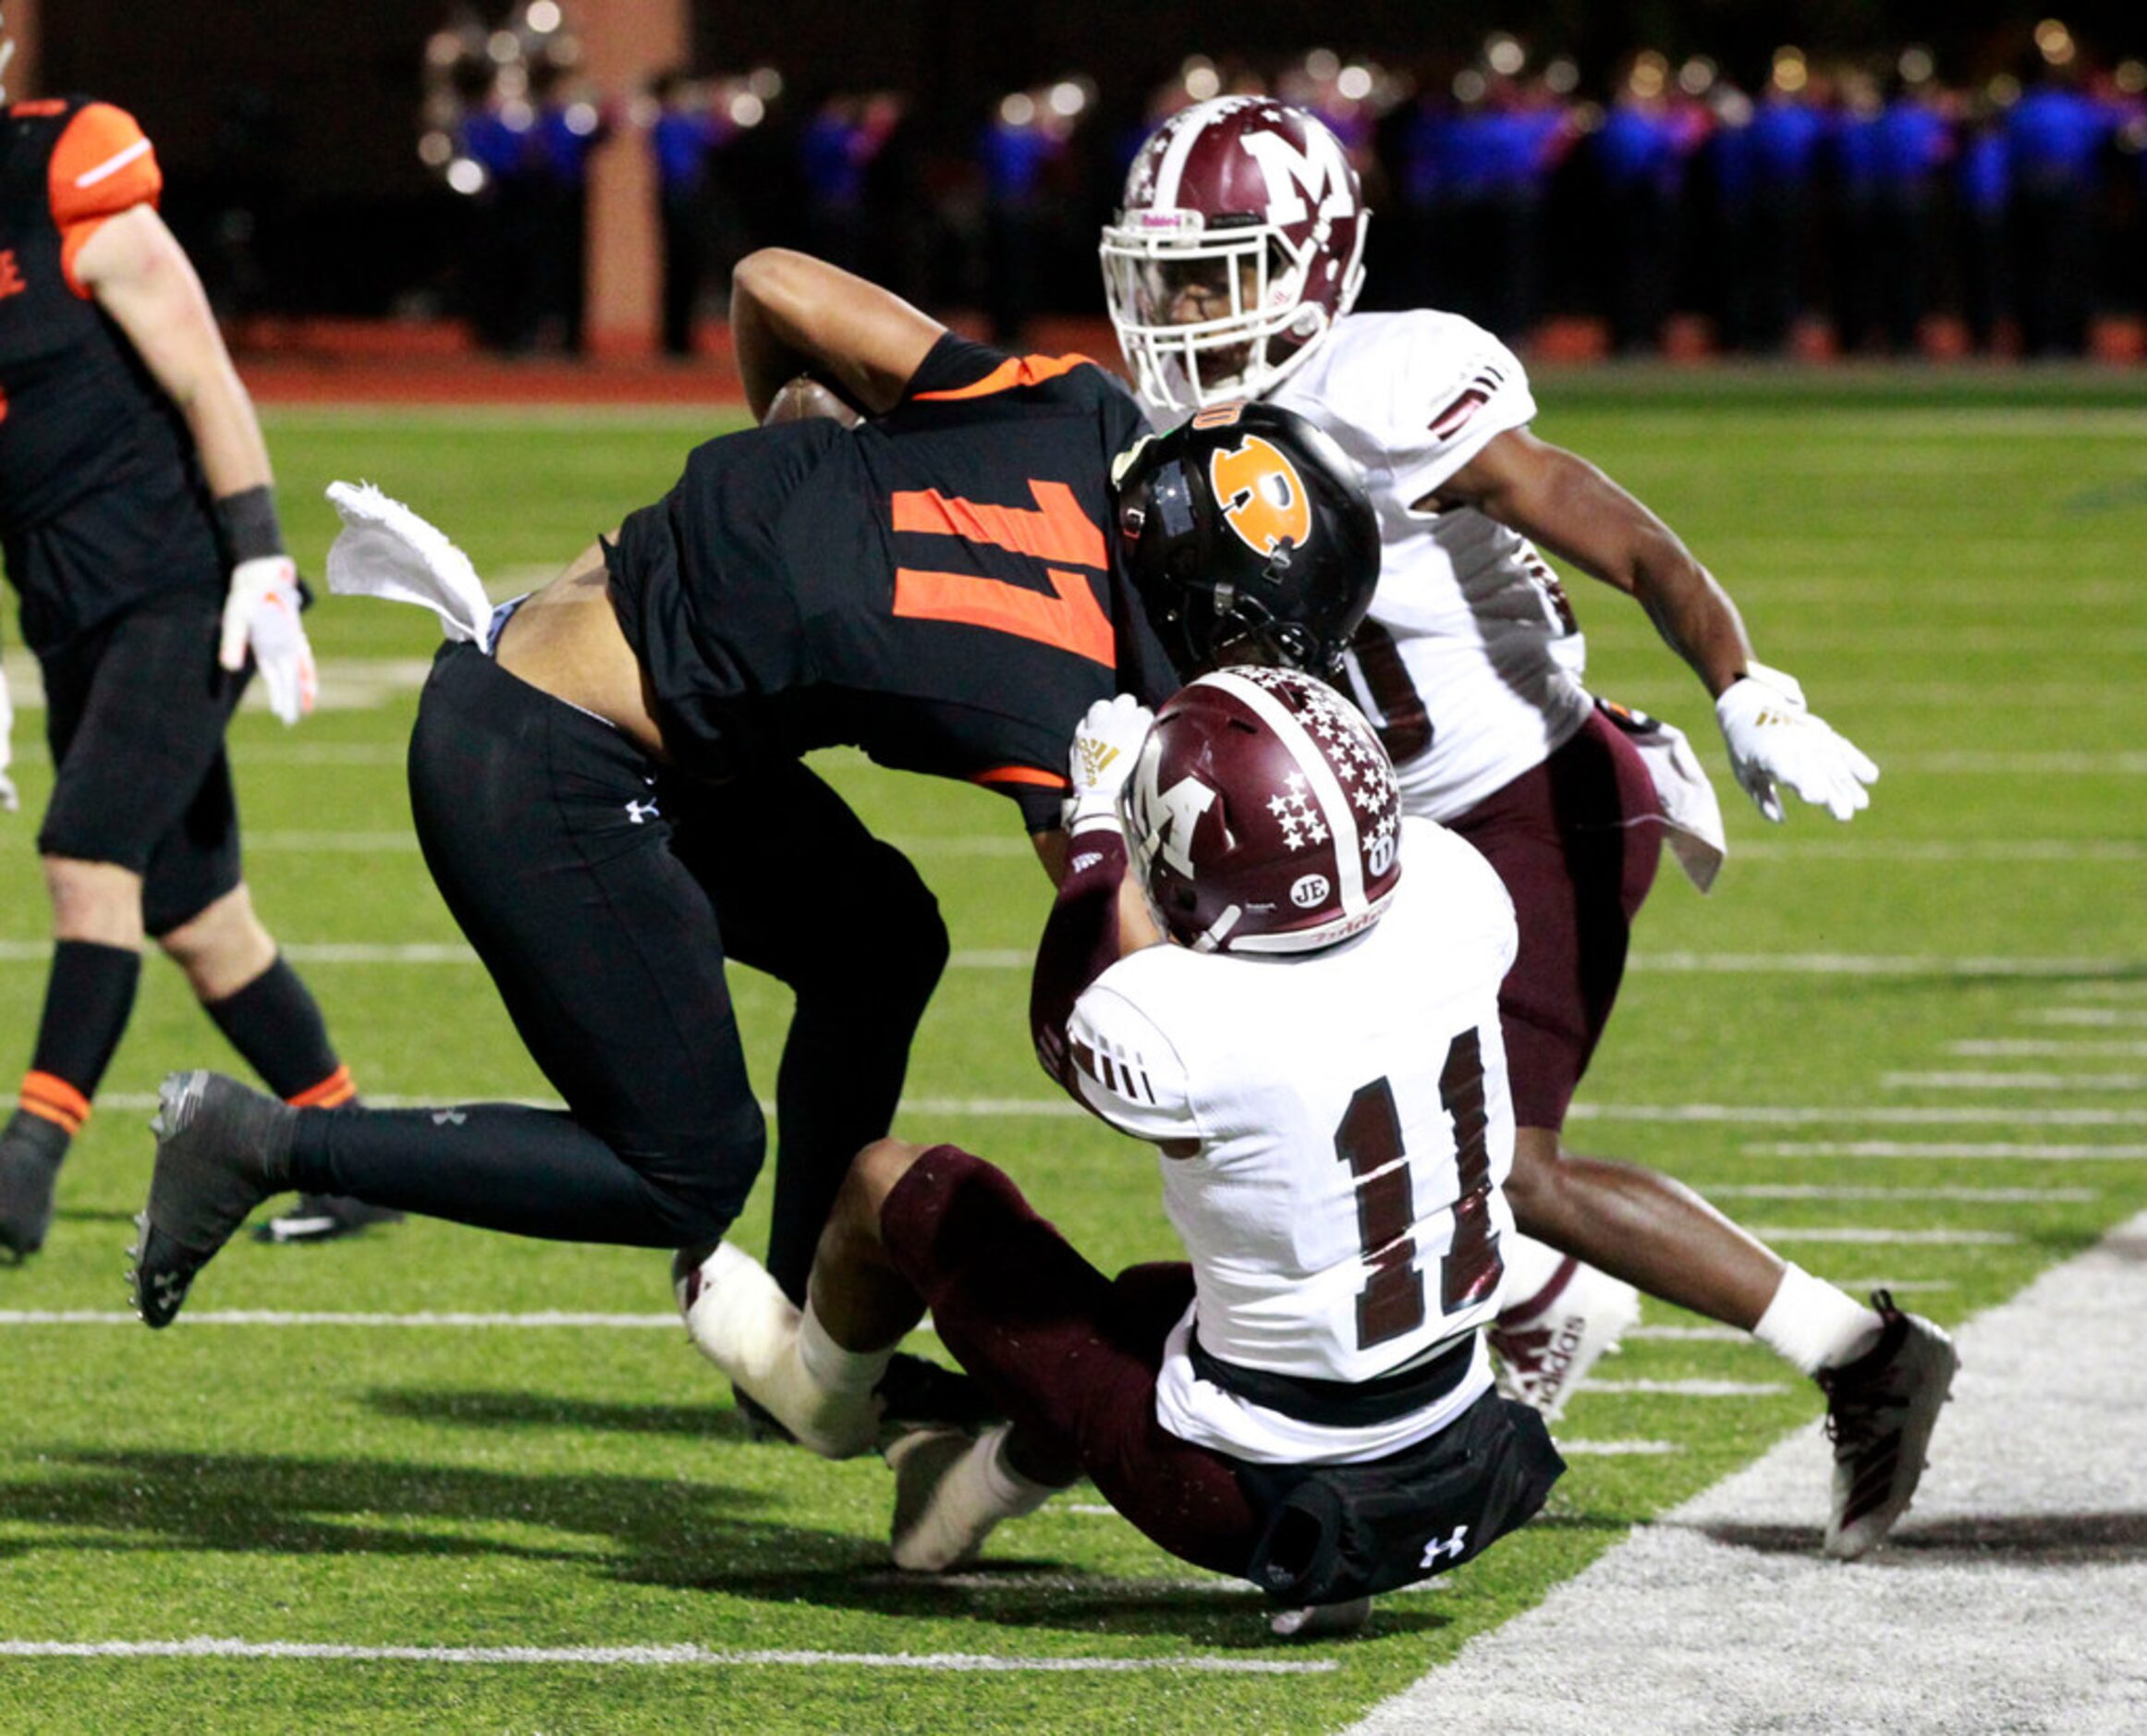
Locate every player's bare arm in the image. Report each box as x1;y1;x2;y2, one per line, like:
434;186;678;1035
73;205;274;499
1430;426;1754;698
727;248;945;421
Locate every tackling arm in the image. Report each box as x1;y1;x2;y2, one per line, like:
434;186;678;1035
1435;427;1751;697
727;249;945;422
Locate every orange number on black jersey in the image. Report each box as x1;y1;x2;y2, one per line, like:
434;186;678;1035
890;481;1115;667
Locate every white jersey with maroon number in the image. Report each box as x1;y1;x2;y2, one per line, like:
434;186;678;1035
1064;816;1519;1465
1268;310;1595;821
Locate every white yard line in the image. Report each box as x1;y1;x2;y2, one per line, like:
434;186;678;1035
0;1639;1331;1675
1951;1040;2147;1057
2021;1009;2147;1026
1346;1206;2147;1735
1883;1070;2147;1092
1708;1185;2095;1204
1746;1141;2147;1158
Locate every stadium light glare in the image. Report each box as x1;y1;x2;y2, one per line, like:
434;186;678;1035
424;31;463;68
749;67;784;99
564;101;599;136
417;129;452;167
1337;65;1372;101
1453;68;1486;103
999;92;1035;127
1543;56;1580;95
1306;47;1340;81
1485;35;1524;77
1184;61;1220;100
1899;45;1935;84
526;0;562;32
2117;58;2147;94
1049;79;1085;116
2035;18;2076;65
487;30;519;65
729;92;764;128
445;157;486;194
1679;56;1716;95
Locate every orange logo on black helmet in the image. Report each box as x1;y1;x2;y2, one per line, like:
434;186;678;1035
1209;434;1312;558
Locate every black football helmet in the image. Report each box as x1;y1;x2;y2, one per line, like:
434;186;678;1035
1113;400;1379;679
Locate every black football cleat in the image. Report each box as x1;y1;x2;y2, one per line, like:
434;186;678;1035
0;1112;69;1263
1818;1290;1959;1559
132;1071;297;1328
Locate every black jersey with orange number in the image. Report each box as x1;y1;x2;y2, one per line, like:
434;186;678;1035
0;96;221;651
606;334;1176;831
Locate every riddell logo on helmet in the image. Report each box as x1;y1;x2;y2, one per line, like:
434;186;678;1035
1210;435;1312;558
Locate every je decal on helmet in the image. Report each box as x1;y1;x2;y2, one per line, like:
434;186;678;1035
1210;434;1312;559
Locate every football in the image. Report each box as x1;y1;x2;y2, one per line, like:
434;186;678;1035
763;373;863;428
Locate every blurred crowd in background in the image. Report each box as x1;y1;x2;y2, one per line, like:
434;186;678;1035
384;6;2147;360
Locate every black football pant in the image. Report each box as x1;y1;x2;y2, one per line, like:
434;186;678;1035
289;642;946;1258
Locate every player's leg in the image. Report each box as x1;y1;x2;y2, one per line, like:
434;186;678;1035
1463;712;1955;1553
2;598;236;1259
133;645;768;1321
139;751;384;1244
668;762;949;1302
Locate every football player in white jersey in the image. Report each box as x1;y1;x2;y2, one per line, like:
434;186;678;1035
1099;97;1955;1562
680;672;1565;1638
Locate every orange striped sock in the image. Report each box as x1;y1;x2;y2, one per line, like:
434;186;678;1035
19;1070;91;1138
287;1064;357;1109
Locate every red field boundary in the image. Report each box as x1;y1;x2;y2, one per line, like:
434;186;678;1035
234;312;2147;407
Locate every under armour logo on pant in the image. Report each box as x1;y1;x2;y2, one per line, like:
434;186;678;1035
431;1108;468;1127
626;799;660;825
1420;1523;1470;1569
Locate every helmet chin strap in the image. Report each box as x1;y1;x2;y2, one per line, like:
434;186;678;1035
1190;904;1242;954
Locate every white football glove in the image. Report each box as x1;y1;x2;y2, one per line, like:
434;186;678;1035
0;663;17;813
220;555;317;726
1062;693;1153;835
1714;661;1878;823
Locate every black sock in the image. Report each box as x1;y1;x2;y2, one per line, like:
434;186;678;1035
289;1104;726;1247
19;939;142;1142
202;955;354;1106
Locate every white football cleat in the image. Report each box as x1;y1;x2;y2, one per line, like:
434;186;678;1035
1817;1290;1958;1561
885;1421;1056;1572
1490;1253;1641;1424
675;1243;881;1459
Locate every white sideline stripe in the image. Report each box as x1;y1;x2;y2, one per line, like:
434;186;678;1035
1580;1380;1787;1398
1884;1070;2147;1091
2021;1009;2147;1026
0;1639;1330;1675
1348;1207;2147;1736
2057;982;2147;999
1951;1039;2147;1057
1747;1140;2147;1158
1746;1227;2018;1245
1708;1184;2094;1204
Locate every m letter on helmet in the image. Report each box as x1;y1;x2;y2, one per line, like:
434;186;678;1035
1211;434;1312;558
1238;125;1354;226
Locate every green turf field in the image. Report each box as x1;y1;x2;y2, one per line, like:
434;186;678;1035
2;373;2144;1731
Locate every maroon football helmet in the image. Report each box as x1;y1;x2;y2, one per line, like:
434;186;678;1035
1102;97;1370;415
1118;667;1402;955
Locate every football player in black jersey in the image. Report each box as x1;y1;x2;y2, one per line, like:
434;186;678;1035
130;251;1381;1375
0;85;379;1260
